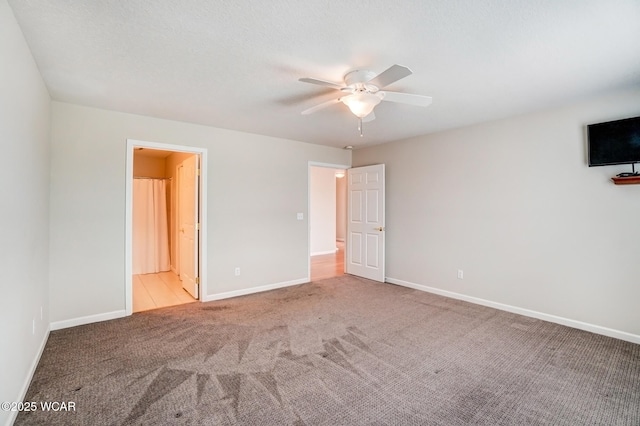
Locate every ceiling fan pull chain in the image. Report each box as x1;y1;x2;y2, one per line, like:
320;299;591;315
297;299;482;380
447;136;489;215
359;118;363;137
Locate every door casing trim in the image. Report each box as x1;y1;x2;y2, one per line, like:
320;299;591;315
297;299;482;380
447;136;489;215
308;161;350;280
125;139;208;315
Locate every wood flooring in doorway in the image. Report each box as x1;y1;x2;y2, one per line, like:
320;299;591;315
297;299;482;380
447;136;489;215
311;240;345;281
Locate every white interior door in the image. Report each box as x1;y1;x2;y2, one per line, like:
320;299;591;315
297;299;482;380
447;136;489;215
346;164;385;282
178;155;199;298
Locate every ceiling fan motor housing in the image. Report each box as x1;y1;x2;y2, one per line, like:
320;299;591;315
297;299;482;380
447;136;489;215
344;70;378;90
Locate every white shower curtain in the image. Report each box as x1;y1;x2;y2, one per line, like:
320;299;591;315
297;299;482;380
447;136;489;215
132;178;170;274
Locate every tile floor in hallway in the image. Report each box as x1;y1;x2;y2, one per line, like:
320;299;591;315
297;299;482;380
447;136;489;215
133;271;196;313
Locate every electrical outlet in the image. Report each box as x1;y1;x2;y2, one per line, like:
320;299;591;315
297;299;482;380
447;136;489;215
235;267;241;276
457;269;464;279
296;212;304;220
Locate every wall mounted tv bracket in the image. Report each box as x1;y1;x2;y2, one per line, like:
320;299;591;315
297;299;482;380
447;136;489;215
617;162;639;177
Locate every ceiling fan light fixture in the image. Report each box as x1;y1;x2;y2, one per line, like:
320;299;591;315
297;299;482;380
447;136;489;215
341;93;381;118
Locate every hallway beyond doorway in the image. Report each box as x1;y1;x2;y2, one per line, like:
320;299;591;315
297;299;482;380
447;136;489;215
311;241;345;281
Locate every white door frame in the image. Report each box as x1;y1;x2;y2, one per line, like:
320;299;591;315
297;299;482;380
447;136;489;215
125;139;208;315
307;161;350;281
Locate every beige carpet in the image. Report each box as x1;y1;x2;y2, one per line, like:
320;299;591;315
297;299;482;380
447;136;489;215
17;275;640;425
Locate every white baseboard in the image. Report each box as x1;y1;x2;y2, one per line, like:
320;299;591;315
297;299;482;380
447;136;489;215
386;277;640;345
203;277;309;302
7;326;50;426
311;249;337;256
49;277;311;328
50;310;127;331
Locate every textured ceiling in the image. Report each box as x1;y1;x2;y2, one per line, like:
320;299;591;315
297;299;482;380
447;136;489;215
8;0;640;148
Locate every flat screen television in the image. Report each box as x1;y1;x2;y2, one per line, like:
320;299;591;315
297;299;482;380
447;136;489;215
588;115;640;175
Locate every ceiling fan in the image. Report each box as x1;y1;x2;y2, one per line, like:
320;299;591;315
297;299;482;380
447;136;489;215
299;64;432;132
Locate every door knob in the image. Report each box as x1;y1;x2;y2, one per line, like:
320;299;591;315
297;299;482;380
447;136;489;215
375;226;385;231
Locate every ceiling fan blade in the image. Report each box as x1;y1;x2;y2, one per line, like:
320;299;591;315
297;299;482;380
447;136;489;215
366;64;413;89
380;91;433;107
362;111;376;123
299;77;344;90
301;98;341;115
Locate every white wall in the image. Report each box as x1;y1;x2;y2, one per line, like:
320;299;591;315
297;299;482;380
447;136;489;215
0;1;51;424
353;88;640;339
49;102;351;324
310;167;337;255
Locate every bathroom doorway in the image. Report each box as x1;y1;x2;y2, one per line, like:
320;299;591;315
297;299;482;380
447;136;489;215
125;139;208;314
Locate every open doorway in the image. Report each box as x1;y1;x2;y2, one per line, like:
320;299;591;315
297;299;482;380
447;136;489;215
309;164;348;281
125;139;208;315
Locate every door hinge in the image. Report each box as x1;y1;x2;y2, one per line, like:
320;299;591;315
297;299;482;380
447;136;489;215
196;168;201;176
196;223;200;230
195;277;200;285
